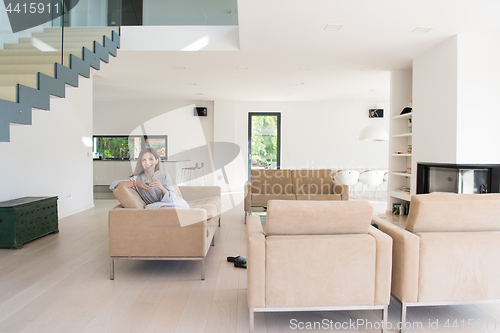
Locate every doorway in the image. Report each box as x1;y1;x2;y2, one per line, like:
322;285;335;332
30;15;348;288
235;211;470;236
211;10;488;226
248;112;281;180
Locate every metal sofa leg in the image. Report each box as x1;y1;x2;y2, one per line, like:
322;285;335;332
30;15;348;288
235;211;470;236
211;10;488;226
110;258;114;280
218;217;221;227
249;308;254;333
201;259;205;280
211;235;215;246
400;302;407;333
382;305;388;333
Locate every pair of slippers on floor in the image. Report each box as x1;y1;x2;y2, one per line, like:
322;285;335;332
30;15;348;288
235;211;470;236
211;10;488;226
227;256;246;269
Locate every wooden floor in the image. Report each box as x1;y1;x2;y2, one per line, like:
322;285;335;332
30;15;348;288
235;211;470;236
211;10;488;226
1;194;500;333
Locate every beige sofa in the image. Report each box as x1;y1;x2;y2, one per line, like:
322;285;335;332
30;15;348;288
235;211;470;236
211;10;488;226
109;185;221;280
247;200;393;332
374;193;500;332
244;169;349;215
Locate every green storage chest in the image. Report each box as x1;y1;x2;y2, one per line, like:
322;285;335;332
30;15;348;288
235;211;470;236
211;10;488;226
0;196;58;249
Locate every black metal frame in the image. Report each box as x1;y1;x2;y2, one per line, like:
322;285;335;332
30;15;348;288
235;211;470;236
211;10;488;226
416;162;500;194
247;112;281;180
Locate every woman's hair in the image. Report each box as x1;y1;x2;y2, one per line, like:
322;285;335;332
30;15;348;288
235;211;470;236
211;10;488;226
134;148;160;176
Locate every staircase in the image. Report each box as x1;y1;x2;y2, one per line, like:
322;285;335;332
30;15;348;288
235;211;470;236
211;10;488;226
0;27;120;142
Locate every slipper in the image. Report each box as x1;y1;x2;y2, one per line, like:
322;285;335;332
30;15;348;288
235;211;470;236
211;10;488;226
234;261;247;269
227;256;241;263
234;257;246;264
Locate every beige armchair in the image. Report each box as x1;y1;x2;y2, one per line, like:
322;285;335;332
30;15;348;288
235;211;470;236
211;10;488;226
375;193;500;333
246;200;392;332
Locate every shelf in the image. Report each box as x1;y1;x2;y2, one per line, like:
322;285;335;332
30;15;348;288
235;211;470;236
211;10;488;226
392;172;412;177
389;190;411;201
392;133;412;138
391;154;411;157
392;112;412;120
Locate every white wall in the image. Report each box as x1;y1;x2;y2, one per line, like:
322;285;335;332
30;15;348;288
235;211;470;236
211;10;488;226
413;34;500;166
413;36;459;165
456;34;500;164
0;76;94;218
213;100;390;191
93;100;215;185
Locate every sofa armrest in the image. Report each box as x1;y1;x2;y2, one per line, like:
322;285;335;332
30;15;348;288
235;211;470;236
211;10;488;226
373;216;420;303
246;215;266;308
333;181;349;200
244;181;251;212
368;225;392;305
109;208;208;257
179;186;221;202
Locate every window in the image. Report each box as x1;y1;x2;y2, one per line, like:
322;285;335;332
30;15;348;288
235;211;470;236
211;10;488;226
248;112;281;179
93;135;167;160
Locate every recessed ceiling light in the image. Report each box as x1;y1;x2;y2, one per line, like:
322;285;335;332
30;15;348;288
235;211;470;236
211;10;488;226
173;66;187;70
299;67;311;71
412;26;433;33
283;93;291;96
289;83;299;86
187;83;197;86
195;93;204;95
236;66;248;70
360;68;372;71
324;24;344;31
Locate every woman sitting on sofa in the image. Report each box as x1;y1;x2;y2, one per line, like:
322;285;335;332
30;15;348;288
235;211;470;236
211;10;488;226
109;147;190;209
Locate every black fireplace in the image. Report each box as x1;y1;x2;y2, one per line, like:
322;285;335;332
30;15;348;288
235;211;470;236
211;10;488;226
417;163;500;194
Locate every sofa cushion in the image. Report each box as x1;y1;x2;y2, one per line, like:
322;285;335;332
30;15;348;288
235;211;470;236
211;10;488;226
406;193;500;233
113;186;146;209
292;169;337;195
186;196;221;217
251;169;293;195
251;194;296;203
265;200;373;236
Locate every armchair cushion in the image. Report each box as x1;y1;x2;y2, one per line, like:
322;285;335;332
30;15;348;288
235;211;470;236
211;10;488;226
265;200;373;236
406;193;500;233
112;186;146;209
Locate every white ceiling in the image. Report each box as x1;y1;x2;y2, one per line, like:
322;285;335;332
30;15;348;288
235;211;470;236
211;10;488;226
93;0;500;103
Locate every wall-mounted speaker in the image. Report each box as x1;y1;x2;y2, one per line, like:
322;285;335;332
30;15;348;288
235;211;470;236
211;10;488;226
369;109;384;118
194;107;207;116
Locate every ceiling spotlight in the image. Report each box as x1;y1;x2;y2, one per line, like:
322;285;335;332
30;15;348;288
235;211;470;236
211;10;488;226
187;83;197;86
299;67;311;71
173;66;187;70
412;26;433;33
324;24;344;31
195;93;204;95
361;68;372;71
236;66;248;70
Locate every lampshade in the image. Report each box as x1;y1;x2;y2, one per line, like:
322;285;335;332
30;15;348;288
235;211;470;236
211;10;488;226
359;125;389;141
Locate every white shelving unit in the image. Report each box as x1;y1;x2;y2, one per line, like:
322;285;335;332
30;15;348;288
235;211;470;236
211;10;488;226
387;70;413;213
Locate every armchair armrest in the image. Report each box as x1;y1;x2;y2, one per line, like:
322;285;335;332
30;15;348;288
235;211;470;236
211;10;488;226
333;181;349;200
368;225;392;305
179;186;221;201
244;181;251;212
246;215;266;308
373;216;420;303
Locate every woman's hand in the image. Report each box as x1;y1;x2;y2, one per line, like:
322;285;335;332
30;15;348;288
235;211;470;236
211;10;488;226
135;180;151;190
149;178;166;192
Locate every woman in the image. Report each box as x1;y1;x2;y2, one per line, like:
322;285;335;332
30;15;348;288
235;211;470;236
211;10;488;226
109;148;189;209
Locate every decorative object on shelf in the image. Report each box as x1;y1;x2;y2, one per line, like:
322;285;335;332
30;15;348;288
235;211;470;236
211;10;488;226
359;125;389;141
407;167;412;174
395;186;411;195
194;106;208;116
407;145;412;154
368;109;384;118
408;118;412;133
400;107;412;115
